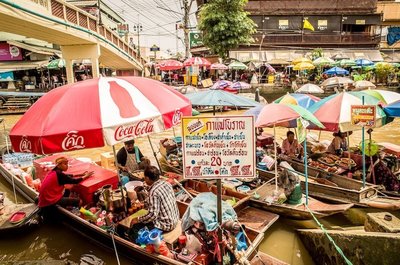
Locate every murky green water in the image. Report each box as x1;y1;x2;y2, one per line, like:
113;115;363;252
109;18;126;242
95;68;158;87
1;89;400;264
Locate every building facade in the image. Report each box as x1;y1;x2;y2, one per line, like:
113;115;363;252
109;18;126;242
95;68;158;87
195;0;384;62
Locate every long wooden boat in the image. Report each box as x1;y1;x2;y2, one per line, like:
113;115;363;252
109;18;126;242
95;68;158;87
0;193;40;234
257;160;400;210
297;229;400;265
181;179;353;220
0;163;280;265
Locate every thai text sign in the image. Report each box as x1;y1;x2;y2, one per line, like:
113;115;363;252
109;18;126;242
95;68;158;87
351;105;376;127
182;116;255;179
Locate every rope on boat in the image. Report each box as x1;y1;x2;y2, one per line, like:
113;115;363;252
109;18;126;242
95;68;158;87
304;204;353;265
106;225;121;265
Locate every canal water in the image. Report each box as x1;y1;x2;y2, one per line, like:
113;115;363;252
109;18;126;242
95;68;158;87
1;92;400;264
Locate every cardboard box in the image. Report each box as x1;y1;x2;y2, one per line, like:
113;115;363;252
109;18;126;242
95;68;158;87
101;152;116;170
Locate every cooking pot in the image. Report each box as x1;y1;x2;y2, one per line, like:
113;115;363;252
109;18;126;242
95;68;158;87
99;188;127;212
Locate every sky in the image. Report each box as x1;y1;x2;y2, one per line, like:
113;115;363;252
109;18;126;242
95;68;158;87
103;0;198;56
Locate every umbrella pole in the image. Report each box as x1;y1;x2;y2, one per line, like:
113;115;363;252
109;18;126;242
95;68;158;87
274;124;278;191
362;96;366;188
112;145;127;213
147;135;163;174
304;130;309;206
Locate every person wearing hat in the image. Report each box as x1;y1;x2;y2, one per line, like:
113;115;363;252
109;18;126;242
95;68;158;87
38;157;93;212
116;139;150;174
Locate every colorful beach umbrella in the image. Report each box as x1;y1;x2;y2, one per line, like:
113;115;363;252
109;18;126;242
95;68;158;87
354;81;376;90
210;63;228;70
228;61;248;70
183;57;211;67
46;59;65;69
231;81;251;90
308;92;389;132
10;77;192;154
296;84;324;94
323;67;349;76
156;59;183;71
211;80;233;89
355;58;374;67
338;59;356;67
383;100;400;117
313;57;334;66
293;62;315;71
293;57;312;65
361;89;400;105
320;77;354;88
274;93;320;109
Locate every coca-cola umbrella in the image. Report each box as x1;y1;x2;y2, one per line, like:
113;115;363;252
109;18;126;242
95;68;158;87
156;59;183;71
183;57;211;67
10;77;192;154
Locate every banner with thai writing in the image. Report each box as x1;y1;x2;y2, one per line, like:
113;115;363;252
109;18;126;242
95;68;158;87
182;116;255;179
351;105;376;127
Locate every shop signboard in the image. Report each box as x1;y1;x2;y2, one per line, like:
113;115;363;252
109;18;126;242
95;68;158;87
0;43;23;61
351;105;376;127
189;32;203;48
150;45;160;52
182;116;255;179
117;23;129;37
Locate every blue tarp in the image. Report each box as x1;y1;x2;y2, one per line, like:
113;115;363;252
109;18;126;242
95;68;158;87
387;27;400;46
181;192;237;232
0;71;14;81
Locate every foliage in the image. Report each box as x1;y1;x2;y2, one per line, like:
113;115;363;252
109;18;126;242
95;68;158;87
198;0;257;59
311;48;324;60
375;63;394;84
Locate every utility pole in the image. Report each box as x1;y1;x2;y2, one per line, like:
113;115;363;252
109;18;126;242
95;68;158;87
133;23;143;57
183;0;192;58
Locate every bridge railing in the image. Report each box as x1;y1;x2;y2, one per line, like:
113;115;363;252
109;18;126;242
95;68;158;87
28;0;145;67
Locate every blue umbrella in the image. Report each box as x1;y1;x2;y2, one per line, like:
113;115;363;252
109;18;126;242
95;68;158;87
244;105;265;119
355;59;374;67
185;89;260;114
323;66;349;76
383;100;400;117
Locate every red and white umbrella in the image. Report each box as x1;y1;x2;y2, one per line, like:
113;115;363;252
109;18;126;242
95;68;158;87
183;57;211;67
10;77;192;154
210;63;228;70
156;59;183;71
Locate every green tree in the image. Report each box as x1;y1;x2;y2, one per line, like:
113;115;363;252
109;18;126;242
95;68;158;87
198;0;257;59
311;48;323;60
375;62;394;84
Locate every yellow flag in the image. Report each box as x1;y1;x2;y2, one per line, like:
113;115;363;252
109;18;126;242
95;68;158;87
303;19;315;31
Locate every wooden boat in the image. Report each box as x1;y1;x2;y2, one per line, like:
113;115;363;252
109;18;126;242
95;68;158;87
258;159;400;210
181;179;353;220
0;163;280;265
250;252;289;265
0;192;40;234
297;228;400;265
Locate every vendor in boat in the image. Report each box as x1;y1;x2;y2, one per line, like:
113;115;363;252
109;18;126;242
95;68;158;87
327;131;352;155
129;166;179;239
117;139;150;174
38;157;93;211
281;131;303;157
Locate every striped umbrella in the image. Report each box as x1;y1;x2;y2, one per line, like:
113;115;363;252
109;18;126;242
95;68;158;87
296;84;324;94
228;61;248;70
210;63;228;70
355;58;374;67
361;89;400;105
183;57;211;67
211;80;233;89
156;59;183;71
274;93;320;109
308;92;389;132
313;57;334;66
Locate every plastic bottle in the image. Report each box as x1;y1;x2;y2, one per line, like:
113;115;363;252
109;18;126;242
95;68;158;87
109;80;140;118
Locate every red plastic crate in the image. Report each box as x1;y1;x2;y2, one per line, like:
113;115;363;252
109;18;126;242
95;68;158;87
34;155;119;204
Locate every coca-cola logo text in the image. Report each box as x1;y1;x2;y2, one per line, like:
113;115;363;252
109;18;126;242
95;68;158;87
172;109;182;126
19;136;32;152
62;131;85;150
114;119;155;141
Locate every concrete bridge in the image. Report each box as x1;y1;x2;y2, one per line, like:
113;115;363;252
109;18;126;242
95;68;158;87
0;0;145;83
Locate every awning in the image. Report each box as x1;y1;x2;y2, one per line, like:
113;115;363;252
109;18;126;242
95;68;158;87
7;40;61;56
0;60;49;72
229;49;383;62
381;51;400;63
